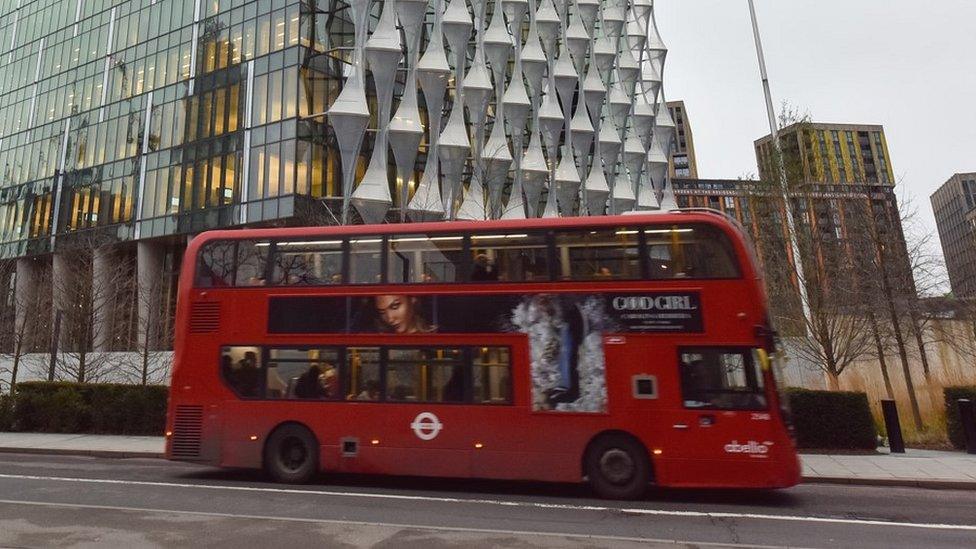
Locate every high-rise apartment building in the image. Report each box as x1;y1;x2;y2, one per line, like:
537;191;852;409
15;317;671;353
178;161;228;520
931;173;976;298
751;122;912;326
755;122;894;188
0;0;678;359
754;122;900;247
666;100;696;179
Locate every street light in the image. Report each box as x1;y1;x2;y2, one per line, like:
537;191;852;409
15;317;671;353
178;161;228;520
747;0;813;327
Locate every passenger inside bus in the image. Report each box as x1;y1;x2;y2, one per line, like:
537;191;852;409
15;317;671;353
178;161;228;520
265;363;287;398
471;254;499;281
294;365;327;399
356;380;380;400
221;351;261;397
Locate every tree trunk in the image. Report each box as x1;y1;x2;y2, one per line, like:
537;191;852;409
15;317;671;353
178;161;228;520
868;312;895;400
909;312;931;382
10;339;21;394
825;352;841;391
889;316;922;430
874;235;923;431
141;298;154;385
78;351;86;383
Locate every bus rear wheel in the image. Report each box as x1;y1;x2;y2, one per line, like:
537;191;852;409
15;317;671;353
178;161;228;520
264;424;319;484
585;434;650;500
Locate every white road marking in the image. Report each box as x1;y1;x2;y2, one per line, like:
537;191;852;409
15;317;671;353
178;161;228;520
0;498;801;549
0;473;974;532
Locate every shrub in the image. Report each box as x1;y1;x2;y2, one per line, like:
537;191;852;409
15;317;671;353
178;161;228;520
944;386;976;450
0;394;11;431
785;388;877;450
12;382;167;435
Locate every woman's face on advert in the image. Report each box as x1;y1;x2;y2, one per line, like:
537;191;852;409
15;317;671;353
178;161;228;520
375;295;414;333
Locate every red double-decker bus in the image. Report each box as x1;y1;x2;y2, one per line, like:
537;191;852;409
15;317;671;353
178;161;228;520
165;212;800;499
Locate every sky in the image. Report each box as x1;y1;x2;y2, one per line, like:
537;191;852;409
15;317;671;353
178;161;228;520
656;0;976;266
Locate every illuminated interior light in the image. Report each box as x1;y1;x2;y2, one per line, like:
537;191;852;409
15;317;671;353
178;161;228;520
350;238;382;244
471;233;528;240
645;228;694;234
391;236;463;243
615;230;640;235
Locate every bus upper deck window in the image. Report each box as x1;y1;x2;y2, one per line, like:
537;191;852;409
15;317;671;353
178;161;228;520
388;234;466;283
348;238;384;284
555;229;641;281
470;233;549;282
196;240;270;287
270;239;344;285
645;225;740;279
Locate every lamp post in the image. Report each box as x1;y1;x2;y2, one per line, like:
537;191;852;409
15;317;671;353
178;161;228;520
747;0;813;326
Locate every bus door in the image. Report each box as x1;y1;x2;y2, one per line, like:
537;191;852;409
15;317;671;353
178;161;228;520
667;346;780;487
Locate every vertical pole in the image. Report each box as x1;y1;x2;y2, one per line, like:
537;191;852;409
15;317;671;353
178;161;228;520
746;0;813;326
881;399;905;454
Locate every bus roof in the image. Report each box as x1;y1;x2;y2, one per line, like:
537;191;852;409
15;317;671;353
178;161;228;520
185;211;745;251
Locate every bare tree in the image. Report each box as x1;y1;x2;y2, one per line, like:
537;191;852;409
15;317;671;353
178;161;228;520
52;232;135;383
749;107;875;389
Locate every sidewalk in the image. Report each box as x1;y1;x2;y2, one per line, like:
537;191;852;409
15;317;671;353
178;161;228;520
801;448;976;489
0;432;163;458
0;432;974;489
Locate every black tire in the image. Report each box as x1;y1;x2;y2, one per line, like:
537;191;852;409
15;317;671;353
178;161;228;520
264;424;319;484
585;434;651;500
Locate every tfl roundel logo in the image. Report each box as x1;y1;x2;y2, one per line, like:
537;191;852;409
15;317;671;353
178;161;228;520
410;412;443;441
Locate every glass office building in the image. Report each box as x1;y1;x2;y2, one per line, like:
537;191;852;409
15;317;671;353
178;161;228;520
0;0;676;356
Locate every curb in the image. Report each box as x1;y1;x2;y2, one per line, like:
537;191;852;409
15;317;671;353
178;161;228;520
802;475;976;491
0;447;163;459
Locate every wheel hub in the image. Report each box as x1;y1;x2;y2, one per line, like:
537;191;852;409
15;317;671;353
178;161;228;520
280;437;307;471
599;449;635;485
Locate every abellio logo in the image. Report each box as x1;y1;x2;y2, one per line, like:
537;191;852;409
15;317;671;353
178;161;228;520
724;440;774;455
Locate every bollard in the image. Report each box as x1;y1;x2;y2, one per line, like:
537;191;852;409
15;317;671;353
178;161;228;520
881;400;905;454
958;399;976;455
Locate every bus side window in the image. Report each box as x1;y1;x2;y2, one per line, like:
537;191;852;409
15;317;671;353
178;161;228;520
348;238;384;284
387;234;467;283
220;346;263;398
385;348;466;402
270;240;344;285
646;225;740;279
470;233;549;282
678;348;767;410
472;347;511;404
345;347;381;400
554;229;641;281
683;226;740;278
234;241;271;286
196;241;237;287
267;348;342;399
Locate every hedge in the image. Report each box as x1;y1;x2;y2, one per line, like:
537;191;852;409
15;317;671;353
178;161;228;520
785;388;877;450
0;394;11;431
944;386;976;450
10;382;167;435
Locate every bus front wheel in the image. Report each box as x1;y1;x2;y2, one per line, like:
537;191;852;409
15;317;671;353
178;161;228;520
585;434;650;500
264;424;319;484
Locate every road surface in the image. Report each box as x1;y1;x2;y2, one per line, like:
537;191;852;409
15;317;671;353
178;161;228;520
0;452;973;548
